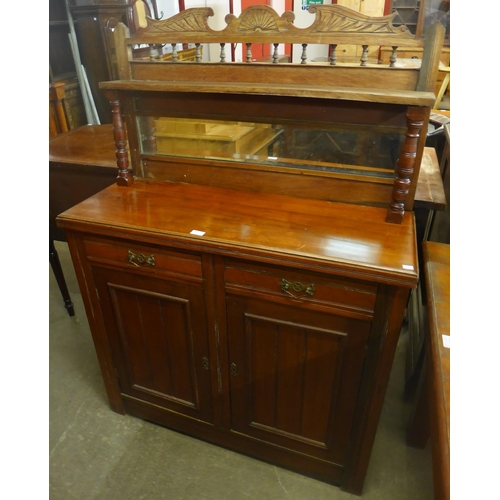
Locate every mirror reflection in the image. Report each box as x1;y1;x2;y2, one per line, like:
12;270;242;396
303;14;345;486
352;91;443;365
137;116;406;178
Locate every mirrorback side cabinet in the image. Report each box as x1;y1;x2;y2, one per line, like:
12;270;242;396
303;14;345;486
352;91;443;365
57;5;443;496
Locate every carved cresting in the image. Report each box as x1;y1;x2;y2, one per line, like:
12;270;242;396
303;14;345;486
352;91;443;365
308;5;404;34
386;109;424;224
133;4;415;43
106;91;133;186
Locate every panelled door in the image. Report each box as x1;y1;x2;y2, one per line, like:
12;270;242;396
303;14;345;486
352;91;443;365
226;294;371;467
92;266;215;424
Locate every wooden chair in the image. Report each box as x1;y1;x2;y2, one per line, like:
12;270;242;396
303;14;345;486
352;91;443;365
434;66;450;109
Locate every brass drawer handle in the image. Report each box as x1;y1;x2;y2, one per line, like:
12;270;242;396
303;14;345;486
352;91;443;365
128;250;156;267
280;278;315;298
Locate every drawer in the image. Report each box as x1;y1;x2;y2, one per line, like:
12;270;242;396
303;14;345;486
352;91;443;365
83;237;203;279
224;259;377;316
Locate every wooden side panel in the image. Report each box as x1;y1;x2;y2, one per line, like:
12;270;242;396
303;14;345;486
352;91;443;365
92;266;215;424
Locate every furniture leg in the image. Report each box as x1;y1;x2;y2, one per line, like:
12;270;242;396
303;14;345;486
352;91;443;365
50;239;75;316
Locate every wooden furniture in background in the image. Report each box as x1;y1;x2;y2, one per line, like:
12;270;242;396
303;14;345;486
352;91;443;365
428;120;450;243
406;146;446;393
434;65;450;110
50;0;88;132
406;241;450;500
68;0;160;123
50;124;117;314
49;82;69;137
57;5;444;495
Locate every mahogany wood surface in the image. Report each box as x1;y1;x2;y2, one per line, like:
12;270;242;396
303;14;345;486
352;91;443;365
49;124;117;167
424;241;450;500
56;178;417;495
52;4;445;494
57;179;418;287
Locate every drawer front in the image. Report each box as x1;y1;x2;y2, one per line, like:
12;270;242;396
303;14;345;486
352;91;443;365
224;259;377;317
84;237;203;280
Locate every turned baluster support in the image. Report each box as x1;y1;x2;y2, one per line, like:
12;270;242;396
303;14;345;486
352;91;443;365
360;45;368;66
301;44;308;64
386;109;424;223
272;43;279;64
329;44;337;65
389;46;398;67
106;91;133;186
246;43;252;63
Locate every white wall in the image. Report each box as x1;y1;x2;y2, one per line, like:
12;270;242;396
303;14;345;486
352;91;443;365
153;0;180;19
292;0;333;63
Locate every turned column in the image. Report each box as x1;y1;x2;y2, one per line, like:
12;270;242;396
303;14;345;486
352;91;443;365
106;91;134;186
386;108;424;224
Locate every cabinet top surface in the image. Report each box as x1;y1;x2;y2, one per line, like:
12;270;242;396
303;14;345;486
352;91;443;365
57;179;418;286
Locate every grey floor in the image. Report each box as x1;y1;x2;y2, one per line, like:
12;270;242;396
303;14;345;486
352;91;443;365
50;240;433;500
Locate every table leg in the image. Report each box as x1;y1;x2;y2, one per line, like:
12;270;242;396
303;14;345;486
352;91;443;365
50;239;75;317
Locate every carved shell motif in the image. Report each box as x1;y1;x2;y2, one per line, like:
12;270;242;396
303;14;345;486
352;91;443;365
237;8;280;33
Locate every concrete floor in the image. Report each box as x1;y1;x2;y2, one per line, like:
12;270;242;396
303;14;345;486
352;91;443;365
49;240;433;500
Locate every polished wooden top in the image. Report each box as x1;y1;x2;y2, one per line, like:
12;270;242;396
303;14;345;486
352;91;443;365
414;147;447;211
57;179;418;287
49;124;117;168
423;241;450;485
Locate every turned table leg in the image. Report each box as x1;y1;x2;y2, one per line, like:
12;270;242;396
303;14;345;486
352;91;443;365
50;240;75;317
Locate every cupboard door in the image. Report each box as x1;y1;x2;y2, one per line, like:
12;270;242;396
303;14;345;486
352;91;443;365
226;294;370;467
92;266;214;424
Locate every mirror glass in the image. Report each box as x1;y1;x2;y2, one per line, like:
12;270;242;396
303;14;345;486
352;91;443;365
137;116;406;179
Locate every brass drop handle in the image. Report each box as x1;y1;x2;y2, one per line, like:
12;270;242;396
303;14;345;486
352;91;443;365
230;363;238;376
280;278;315;299
202;357;209;370
128;250;155;267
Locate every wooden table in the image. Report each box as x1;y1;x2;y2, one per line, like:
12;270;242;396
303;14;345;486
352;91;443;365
50;124;117;241
407;241;450;500
406;147;447;393
50;124;117;315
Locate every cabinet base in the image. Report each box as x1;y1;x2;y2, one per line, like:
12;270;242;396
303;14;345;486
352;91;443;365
121;395;346;491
